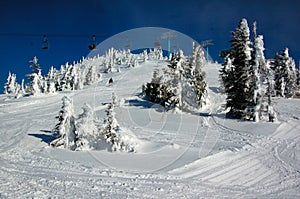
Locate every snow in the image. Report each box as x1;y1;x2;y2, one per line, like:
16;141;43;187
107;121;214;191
0;58;299;198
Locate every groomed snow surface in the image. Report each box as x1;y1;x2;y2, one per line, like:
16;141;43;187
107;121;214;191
0;61;299;198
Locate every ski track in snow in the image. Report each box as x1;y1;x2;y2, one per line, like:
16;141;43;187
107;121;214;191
0;61;299;198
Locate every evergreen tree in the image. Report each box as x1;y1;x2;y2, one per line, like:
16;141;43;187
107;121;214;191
85;65;97;85
75;103;101;150
29;56;40;80
220;18;252;118
26;56;45;95
142;69;174;108
97;93;135;152
45;66;57;93
143;49;148;62
28;73;43;95
271;48;297;97
189;42;207;108
101;94;121;151
50;96;76;149
296;67;300;87
247;35;265;121
143;46;207;111
4;72;18;95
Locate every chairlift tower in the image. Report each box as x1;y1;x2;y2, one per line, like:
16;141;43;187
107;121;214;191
161;31;176;60
201;40;214;62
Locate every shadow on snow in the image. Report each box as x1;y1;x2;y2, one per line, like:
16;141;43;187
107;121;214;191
28;130;55;144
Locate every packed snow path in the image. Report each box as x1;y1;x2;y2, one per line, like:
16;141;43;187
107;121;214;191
0;61;299;198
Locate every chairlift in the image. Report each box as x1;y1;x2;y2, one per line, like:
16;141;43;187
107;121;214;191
88;35;97;50
153;41;160;48
42;34;48;50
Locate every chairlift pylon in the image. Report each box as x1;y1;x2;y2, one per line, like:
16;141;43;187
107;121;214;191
42;34;48;50
88;35;96;50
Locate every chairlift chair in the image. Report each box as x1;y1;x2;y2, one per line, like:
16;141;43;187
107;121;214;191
42;34;48;50
88;35;97;50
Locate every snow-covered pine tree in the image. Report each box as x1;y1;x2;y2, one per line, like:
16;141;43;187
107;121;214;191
45;66;57;93
59;62;72;90
220;18;252;119
50;96;76;149
56;65;66;91
165;50;186;110
189;42;207;108
28;73;41;95
71;64;80;90
19;79;25;95
286;52;297;97
251;34;277;122
74;103;101;150
85;65;97;85
247;34;263;121
148;48;164;60
271;48;297;97
28;56;40;81
16;79;26;98
143;49;148;62
296;67;300;87
4;72;18;95
144;46;207;111
104;48;115;72
101;93;135;152
101;94;121;151
220;56;234;93
142;68;170;105
26;56;45;95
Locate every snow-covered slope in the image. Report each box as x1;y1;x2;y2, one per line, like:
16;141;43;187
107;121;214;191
0;59;299;198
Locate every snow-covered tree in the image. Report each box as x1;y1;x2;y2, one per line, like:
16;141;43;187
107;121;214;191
27;72;44;95
148;48;164;60
104;48;116;73
247;34;277;122
143;46;207;111
26;56;46;95
189;43;207;108
50;96;76;149
271;48;297;97
45;66;57;93
220;18;253;119
142;69;169;105
71;64;80;90
101;94;121;151
101;93;135;152
4;72;18;95
85;65;98;85
296;67;300;87
143;49;148;62
29;56;40;77
246;35;265;121
74;103;101;150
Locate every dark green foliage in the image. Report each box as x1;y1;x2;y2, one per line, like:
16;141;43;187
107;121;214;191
192;69;207;108
102;102;120;148
142;80;177;110
143;47;207;111
220;18;252;118
271;48;297;97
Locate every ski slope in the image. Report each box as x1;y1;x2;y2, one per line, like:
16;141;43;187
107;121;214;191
0;60;299;198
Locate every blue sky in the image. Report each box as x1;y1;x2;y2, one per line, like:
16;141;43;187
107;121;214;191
1;0;299;86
